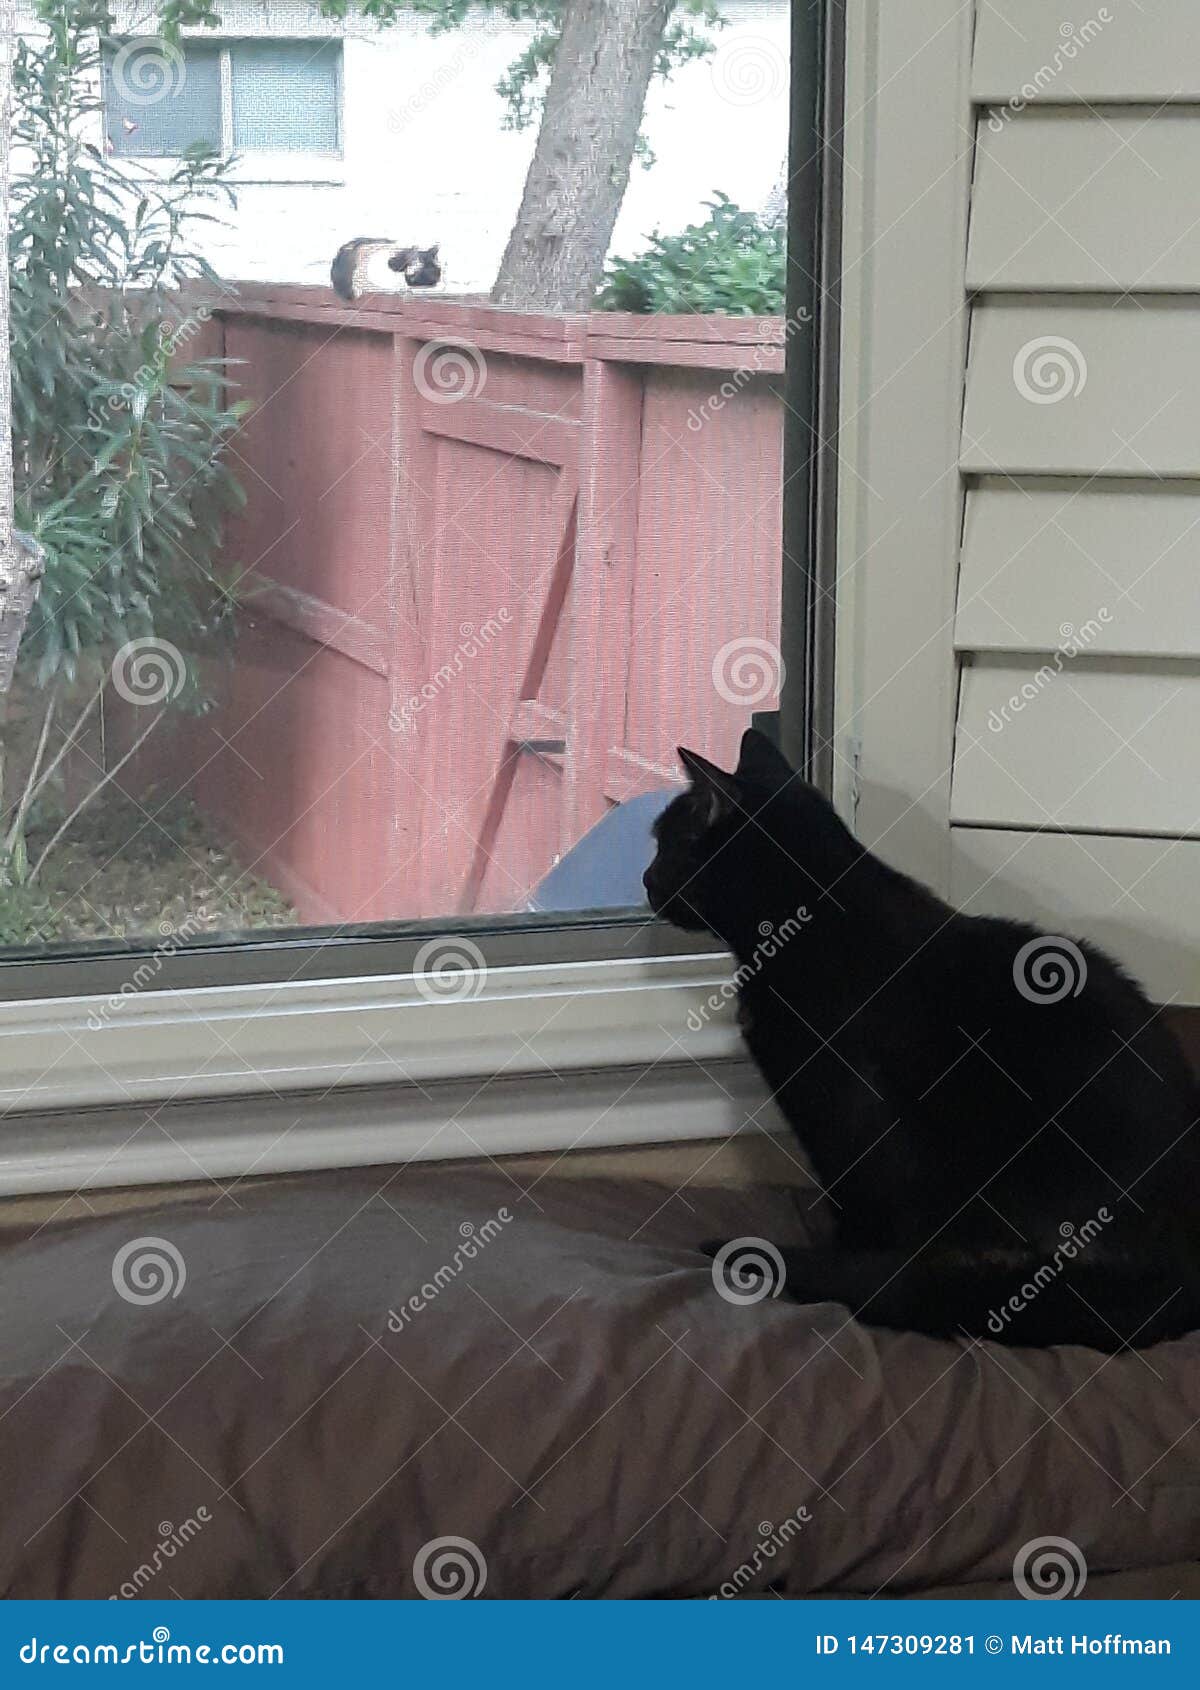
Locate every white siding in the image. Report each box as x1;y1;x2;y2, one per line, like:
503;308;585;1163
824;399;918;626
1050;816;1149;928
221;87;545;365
956;481;1200;659
968;108;1200;292
951;831;1200;1004
950;2;1200;1000
953;660;1200;836
961;299;1200;478
972;2;1200;103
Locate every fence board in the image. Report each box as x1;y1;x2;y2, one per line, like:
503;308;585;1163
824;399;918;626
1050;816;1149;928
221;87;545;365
185;294;785;921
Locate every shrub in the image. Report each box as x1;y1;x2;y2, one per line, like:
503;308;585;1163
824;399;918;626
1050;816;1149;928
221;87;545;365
596;193;785;315
3;2;248;887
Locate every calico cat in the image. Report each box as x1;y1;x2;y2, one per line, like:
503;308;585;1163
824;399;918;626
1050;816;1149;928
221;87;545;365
644;728;1200;1350
330;239;441;302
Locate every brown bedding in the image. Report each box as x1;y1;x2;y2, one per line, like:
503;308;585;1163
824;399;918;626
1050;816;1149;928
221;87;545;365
1;1163;1198;1598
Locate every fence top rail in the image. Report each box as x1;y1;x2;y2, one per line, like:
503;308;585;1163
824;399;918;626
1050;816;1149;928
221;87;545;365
210;285;786;371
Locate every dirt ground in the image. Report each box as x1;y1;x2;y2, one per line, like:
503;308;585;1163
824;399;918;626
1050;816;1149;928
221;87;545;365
2;790;296;947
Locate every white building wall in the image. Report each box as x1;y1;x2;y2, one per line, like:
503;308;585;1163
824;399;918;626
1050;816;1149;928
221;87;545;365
15;0;789;293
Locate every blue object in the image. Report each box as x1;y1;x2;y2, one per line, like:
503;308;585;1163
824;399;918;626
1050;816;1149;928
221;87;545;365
1;1598;1194;1683
527;788;678;912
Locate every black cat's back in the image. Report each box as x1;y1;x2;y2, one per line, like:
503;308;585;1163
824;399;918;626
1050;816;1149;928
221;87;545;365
869;913;1196;1221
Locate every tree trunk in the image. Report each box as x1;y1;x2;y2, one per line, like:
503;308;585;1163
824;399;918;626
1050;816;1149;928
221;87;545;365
491;0;672;312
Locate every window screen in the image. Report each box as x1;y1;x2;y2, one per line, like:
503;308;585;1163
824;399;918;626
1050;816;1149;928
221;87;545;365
103;42;222;158
230;42;341;153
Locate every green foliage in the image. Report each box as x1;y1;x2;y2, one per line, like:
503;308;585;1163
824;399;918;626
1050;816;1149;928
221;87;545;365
0;867;58;946
458;1;723;142
596;193;786;315
2;4;251;889
9;3;248;692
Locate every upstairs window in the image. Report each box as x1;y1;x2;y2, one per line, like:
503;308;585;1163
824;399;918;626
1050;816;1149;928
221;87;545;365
102;39;222;157
102;39;342;159
230;41;341;154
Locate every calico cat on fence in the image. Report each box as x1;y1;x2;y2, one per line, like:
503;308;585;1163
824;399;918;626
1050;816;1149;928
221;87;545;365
643;728;1200;1350
330;239;441;302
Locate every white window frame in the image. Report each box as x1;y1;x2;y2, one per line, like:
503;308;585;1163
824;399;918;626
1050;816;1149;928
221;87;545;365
103;35;346;185
833;0;974;896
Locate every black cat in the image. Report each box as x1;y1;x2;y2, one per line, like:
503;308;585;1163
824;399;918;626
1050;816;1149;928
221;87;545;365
644;728;1200;1350
330;240;441;302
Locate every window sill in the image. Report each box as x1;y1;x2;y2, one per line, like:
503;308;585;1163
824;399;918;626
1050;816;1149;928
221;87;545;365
0;948;772;1195
225;155;345;186
0;946;740;1103
113;155;345;187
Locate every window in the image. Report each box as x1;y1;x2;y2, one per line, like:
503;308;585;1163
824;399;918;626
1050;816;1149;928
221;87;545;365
102;39;342;159
102;40;222;158
230;42;341;154
2;2;833;1175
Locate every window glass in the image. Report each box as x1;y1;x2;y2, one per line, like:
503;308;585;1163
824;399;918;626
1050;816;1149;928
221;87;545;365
8;6;799;968
231;41;341;154
102;41;222;157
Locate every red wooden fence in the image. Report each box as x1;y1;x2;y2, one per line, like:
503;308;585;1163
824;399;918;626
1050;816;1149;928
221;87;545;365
179;290;785;924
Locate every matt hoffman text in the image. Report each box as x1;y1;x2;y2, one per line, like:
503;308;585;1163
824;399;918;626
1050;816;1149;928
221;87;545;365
1012;1635;1170;1655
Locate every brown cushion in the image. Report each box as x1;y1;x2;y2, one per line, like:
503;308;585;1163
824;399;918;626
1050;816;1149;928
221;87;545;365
1;1164;1197;1597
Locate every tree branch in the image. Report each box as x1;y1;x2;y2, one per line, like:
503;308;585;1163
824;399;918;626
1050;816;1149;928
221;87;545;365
28;705;165;884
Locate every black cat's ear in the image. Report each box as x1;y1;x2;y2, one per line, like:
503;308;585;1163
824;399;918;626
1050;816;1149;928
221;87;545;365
426;244;439;260
736;727;793;789
677;746;740;826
